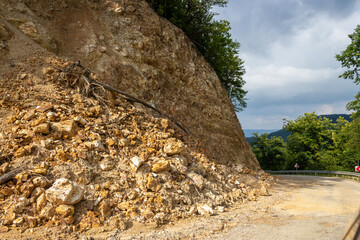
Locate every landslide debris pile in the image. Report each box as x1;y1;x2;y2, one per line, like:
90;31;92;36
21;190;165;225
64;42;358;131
0;57;272;233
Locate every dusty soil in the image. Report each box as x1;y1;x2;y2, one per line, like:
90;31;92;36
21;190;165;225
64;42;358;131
2;175;359;239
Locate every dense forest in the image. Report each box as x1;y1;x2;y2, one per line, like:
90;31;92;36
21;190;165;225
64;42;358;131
250;25;360;171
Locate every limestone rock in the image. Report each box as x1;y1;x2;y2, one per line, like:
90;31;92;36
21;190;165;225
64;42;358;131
187;172;206;190
108;216;127;231
33;123;50;134
129;156;145;172
46;178;84;205
55;204;74;217
85;140;106;152
98;201;111;218
197;204;214;216
163;138;184;155
51;120;77;136
152;160;171;173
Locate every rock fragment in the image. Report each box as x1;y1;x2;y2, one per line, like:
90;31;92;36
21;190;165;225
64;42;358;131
45;178;84;205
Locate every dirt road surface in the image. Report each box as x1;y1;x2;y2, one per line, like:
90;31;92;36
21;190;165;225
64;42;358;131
2;175;360;239
114;175;360;240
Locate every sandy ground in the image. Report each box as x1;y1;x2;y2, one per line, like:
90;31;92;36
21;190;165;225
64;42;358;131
2;175;360;239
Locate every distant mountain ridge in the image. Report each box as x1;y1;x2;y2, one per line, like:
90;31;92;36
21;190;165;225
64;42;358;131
243;129;279;138
246;114;352;143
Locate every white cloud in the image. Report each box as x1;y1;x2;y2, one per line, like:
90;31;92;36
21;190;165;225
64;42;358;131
217;0;360;129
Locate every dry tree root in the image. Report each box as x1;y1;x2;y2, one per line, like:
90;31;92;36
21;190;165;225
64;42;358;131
53;61;190;135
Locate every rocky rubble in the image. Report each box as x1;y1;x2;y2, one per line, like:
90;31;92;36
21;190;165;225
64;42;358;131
0;58;273;234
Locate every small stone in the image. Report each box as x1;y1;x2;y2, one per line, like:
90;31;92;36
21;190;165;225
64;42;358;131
33;123;50;134
30;187;45;201
187;172;205;190
88;105;102;117
141;208;155;220
0;187;13;196
36;193;47;211
40;204;56;219
36;103;53;112
160;119;169;129
13;217;24;227
152;160;170;173
108;216;127;231
129;156;145;172
85;140;106;152
0;162;10;174
12;197;30;213
146;175;161;192
106;138;116;147
32;116;47;127
20;182;34;198
51;120;78;136
33;176;48;188
100;46;107;53
14;147;26;158
42;67;55;75
20;73;27;79
3;210;16;225
99;201;111;218
23;109;36;121
118;138;128;147
74;116;88;125
197;204;214;216
46;112;57;121
7;115;17;123
217;206;225;213
15;171;29;182
0;225;9;233
46;178;84;205
99;159;114;171
257;185;270;196
117;201;130;211
26;216;37;228
163;138;184;155
33;167;47;175
56;204;74;217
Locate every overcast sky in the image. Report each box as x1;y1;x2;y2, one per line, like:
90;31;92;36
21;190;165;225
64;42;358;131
215;0;360;129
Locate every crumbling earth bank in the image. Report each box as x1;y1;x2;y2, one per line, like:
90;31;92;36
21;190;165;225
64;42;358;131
0;58;272;236
0;0;259;169
0;0;271;237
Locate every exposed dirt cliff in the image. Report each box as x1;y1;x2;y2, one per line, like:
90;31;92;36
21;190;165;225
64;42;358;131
0;0;258;170
0;0;266;237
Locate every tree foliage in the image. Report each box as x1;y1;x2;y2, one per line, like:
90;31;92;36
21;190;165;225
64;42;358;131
284;113;349;170
250;133;287;170
146;0;247;110
336;25;360;114
250;113;352;171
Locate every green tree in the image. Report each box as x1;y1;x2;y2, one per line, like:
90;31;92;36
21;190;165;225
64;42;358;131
284;112;338;170
250;132;288;170
146;0;247;110
336;24;360;115
336;117;360;171
336;25;360;170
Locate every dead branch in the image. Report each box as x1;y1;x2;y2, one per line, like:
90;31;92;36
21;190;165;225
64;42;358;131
0;168;23;184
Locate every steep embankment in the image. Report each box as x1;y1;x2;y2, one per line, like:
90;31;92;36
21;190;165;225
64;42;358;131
0;0;258;169
0;0;267;236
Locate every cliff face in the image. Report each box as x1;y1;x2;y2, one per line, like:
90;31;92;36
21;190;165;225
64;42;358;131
0;0;259;170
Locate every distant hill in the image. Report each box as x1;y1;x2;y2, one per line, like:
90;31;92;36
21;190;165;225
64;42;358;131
243;129;279;138
246;114;352;143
